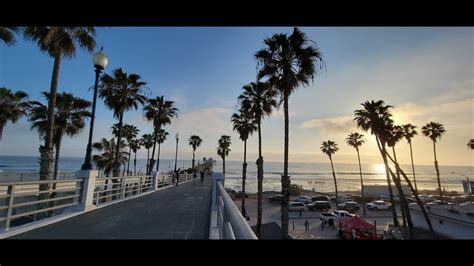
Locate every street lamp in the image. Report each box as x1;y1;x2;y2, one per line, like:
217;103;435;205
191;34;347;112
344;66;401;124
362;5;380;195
81;47;108;170
451;172;472;196
174;132;179;172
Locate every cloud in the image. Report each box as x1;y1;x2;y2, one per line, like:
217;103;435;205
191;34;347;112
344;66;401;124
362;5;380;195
300;116;356;134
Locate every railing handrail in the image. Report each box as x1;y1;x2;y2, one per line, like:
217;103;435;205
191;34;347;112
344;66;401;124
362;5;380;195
0;179;84;186
216;180;257;239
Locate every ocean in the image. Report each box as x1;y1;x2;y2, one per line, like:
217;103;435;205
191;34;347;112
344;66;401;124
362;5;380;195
0;155;472;193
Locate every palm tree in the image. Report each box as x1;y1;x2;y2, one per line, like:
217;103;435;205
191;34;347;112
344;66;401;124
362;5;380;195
143;96;178;174
99;68;147;177
237;81;276;237
0;27;18;45
422;122;446;202
355;100;435;235
255;28;324;239
346;132;366;215
188;135;203;183
216;135;231;174
29;92;91;190
129;139;141;175
93;138;128;177
0;87;29;142
321;140;340;208
122;124;139;174
141;133;155;174
155;129;169;174
231;108;257;216
467;139;474;150
24;27;96;195
402;124;418;192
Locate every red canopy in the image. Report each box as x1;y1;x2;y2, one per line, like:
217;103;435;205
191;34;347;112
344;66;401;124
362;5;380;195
339;216;375;230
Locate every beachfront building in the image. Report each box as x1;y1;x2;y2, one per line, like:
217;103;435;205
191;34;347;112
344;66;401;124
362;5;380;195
410;204;474;239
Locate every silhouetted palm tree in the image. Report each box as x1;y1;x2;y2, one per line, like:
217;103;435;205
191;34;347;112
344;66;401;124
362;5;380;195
216;135;231;174
129;139;141;175
24;27;96;194
93;138;128;177
468;139;474;150
141;133;155;174
255;27;324;239
321;140;340;208
188;135;203;183
231;107;257;216
422;122;446;202
238;81;276;237
346;132;366;215
123;124;139;174
155;129;169;174
99;68;146;177
0;27;18;45
402;124;418;192
29;92;91;187
0;87;29;142
143;95;178;174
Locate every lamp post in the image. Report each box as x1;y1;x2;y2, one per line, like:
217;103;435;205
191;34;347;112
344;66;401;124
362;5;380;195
174;132;179;172
451;171;472;196
81;47;108;170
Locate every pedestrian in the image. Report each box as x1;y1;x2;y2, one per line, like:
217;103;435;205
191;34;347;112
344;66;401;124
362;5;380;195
175;168;181;186
321;220;324;231
304;220;309;232
200;170;205;183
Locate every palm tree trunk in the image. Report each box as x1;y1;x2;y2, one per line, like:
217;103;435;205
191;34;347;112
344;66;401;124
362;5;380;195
222;156;226;174
242;139;247;216
392;147;410;232
385;153;436;237
432;141;444;202
148;127;159;174
51;132;63;200
329;156;339;209
146;148;150;174
376;137;399;227
192;149;196;184
256;121;264;239
133;150;137;175
113;113;124;178
39;53;62;208
356;148;366;215
127;145;132;174
281;93;290;239
156;142;161;173
409;141;418;192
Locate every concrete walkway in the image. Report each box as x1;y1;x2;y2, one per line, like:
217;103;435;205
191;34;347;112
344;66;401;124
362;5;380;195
10;176;213;239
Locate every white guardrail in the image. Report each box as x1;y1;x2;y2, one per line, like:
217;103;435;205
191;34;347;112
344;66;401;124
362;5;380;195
209;173;257;240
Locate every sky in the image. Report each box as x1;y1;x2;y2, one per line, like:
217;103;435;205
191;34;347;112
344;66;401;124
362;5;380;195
1;27;473;167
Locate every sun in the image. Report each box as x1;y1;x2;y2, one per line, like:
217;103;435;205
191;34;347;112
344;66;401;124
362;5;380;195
374;164;386;174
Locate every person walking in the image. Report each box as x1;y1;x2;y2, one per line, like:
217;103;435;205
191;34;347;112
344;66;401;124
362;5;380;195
200;170;205;183
175;168;181;186
304;220;309;232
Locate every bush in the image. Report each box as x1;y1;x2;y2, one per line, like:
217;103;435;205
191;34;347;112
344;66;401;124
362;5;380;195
289;184;304;196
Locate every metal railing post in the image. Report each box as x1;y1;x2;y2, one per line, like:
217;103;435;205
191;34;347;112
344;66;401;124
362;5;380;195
5;185;16;230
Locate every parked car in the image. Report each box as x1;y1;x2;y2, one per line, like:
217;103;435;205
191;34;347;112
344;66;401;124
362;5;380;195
268;195;283;203
312;195;331;202
338;201;360;212
320;210;354;223
295;196;312;204
367;200;391;211
418;194;434;202
460;202;474;206
289;201;307;212
307;201;331;211
427;200;453;206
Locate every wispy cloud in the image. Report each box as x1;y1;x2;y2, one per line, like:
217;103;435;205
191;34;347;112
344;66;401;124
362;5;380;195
300;116;356;134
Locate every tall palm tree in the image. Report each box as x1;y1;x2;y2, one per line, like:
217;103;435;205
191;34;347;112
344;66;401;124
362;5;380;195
0;87;29;141
216;135;231;174
0;27;18;45
141;133;155;174
468;139;474;150
188;135;203;183
99;68;147;177
255;27;324;239
129;138;141;175
93;138;128;177
346;132;366;215
402;124;418;192
422;122;446;202
29;92;91;189
122;124;139;174
155;129;169;174
238;81;276;237
24;27;96;195
143;95;178;174
231;108;257;216
321;140;340;208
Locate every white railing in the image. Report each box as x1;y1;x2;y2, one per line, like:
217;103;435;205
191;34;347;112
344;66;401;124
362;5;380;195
0;179;84;230
93;175;154;205
209;173;257;240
